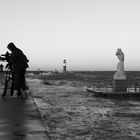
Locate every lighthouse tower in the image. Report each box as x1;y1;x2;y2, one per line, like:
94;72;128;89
63;59;67;73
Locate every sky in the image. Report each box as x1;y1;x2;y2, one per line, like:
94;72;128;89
0;0;140;71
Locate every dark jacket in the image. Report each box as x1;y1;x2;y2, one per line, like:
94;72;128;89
10;48;29;72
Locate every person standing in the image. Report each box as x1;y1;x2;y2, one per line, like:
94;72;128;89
0;64;4;72
7;42;29;98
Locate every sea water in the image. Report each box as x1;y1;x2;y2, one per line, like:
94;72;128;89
27;71;140;140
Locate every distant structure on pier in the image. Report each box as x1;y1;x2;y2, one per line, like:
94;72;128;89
63;59;67;73
37;68;40;75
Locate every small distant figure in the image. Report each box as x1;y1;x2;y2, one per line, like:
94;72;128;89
7;42;29;98
114;48;126;80
55;69;58;73
0;64;4;72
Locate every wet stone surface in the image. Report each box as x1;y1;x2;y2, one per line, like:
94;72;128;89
27;78;140;140
0;74;48;140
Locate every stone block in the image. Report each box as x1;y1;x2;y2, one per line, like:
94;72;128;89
113;80;127;92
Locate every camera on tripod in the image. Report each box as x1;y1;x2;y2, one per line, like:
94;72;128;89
0;51;11;62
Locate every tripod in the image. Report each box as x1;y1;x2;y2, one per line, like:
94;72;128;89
1;69;29;99
1;67;14;98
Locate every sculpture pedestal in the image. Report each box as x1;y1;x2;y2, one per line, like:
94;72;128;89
113;80;127;92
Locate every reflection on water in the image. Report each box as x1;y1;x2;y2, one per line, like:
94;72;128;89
28;79;140;140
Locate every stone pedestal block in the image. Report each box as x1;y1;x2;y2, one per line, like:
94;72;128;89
113;80;127;92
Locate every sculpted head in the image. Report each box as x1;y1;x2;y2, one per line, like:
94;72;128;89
116;48;124;62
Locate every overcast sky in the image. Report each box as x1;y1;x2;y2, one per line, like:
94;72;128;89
0;0;140;71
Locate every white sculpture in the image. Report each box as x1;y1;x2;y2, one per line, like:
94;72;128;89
113;48;126;80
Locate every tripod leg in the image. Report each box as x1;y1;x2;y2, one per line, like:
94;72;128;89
2;69;12;98
2;78;8;98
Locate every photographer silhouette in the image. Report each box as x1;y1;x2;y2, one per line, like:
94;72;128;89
7;42;29;98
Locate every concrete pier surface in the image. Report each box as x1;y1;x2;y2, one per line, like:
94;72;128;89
0;93;48;140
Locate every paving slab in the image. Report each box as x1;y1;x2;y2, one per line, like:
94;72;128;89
0;95;49;140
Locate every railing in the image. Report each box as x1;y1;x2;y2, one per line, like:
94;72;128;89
91;81;140;93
